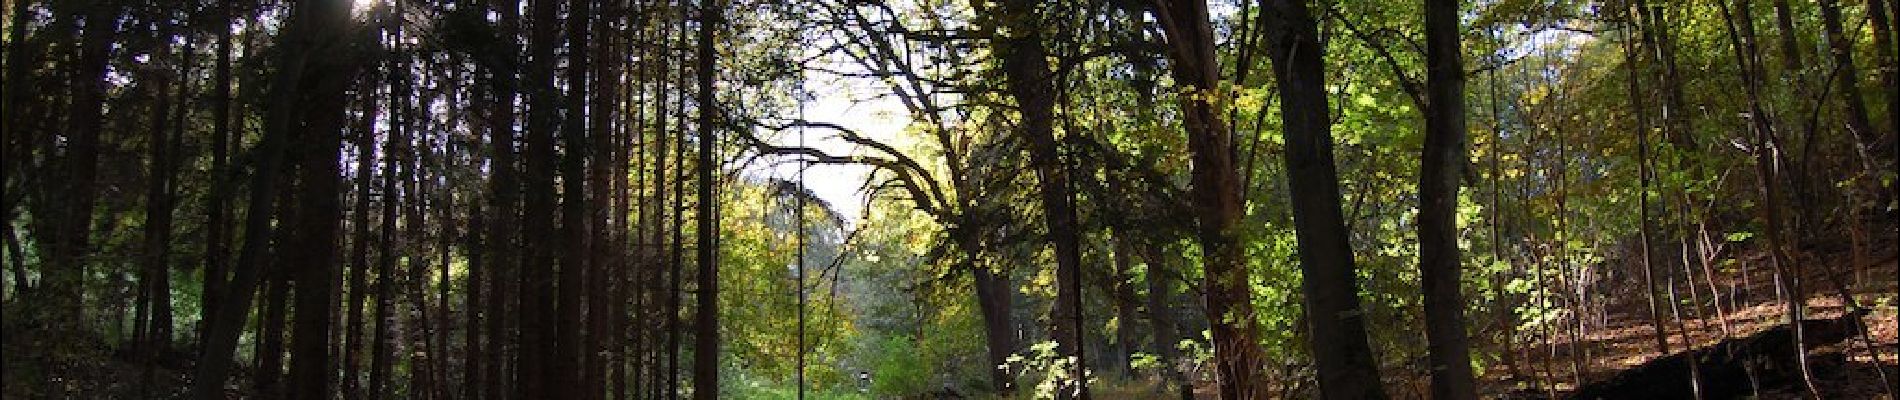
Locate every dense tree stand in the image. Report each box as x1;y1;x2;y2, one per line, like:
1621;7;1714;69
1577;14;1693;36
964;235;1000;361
2;0;1896;399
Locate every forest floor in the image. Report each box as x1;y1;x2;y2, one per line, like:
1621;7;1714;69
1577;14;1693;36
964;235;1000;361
1;306;200;398
7;243;1895;399
1491;241;1900;399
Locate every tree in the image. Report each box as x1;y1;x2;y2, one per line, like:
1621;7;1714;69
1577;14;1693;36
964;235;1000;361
1148;1;1274;398
987;0;1087;396
284;0;360;396
1418;0;1477;398
190;0;349;395
1257;0;1389;397
692;0;722;397
42;0;119;326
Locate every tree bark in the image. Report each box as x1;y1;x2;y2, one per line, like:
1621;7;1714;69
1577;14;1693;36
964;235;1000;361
1258;0;1391;397
692;0;722;396
1716;0;1819;394
138;52;179;355
989;0;1087;396
1819;0;1884;179
1419;0;1478;397
520;0;562;394
968;234;1016;394
285;4;357;395
1110;236;1141;378
203;0;238;343
344;76;380;400
1139;244;1193;400
481;1;522;398
554;0;592;395
188;0;319;390
1870;0;1898;145
257;250;292;399
43;0;117;326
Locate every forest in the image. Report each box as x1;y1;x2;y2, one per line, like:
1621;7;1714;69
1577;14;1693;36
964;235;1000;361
1;0;1897;398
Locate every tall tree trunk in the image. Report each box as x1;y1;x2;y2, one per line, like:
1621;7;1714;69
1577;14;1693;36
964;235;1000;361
692;0;722;396
1418;0;1478;398
1257;0;1391;397
1871;0;1898;143
1110;236;1141;378
135;48;179;396
201;0;238;344
1717;0;1819;394
257;199;295;399
188;0;320;390
967;233;1016;394
585;2;620;396
1624;3;1675;357
43;0;117;326
1;2;38;311
369;55;405;399
285;4;356;395
643;7;674;393
1;0;39;244
554;0;592;395
345;76;380;400
1140;244;1192;400
138;54;178;354
989;0;1087;396
520;0;562;394
482;1;522;398
669;40;690;396
1819;0;1884;179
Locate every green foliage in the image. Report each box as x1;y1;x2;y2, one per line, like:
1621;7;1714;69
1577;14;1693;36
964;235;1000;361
863;335;929;396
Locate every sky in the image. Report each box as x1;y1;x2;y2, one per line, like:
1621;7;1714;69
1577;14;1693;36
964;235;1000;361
745;71;910;225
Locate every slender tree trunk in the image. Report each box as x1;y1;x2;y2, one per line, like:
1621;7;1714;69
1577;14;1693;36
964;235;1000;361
644;8;674;393
203;0;238;345
669;40;690;397
135;49;178;396
1;0;38;240
520;0;562;394
1624;5;1674;357
138;54;178;354
1419;0;1478;397
1718;0;1819;394
344;73;381;400
1483;35;1528;385
1109;236;1141;378
692;0;722;396
585;2;620;396
1139;244;1192;400
370;53;406;399
554;0;592;395
0;2;38;309
482;1;521;398
1819;0;1883;178
257;203;294;399
1870;0;1898;141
